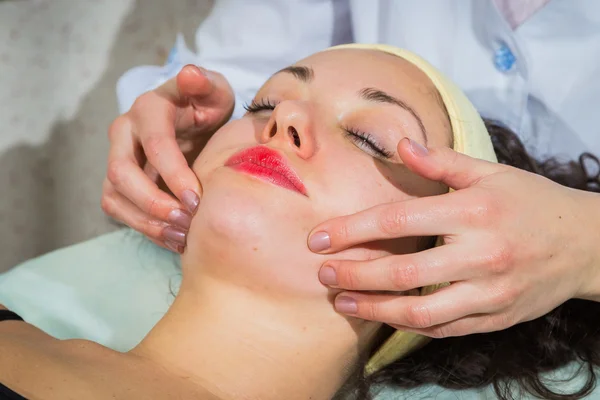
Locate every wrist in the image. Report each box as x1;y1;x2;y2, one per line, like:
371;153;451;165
574;190;600;302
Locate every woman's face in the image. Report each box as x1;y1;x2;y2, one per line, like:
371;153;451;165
184;49;452;299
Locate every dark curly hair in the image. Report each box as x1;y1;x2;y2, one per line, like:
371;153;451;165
343;120;600;400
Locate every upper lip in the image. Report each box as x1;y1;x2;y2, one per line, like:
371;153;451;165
225;146;307;195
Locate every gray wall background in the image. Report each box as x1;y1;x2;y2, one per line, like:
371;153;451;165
0;0;213;271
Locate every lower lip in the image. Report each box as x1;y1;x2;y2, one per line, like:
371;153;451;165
228;162;305;195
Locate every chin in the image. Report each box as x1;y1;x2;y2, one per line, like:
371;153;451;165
183;167;327;298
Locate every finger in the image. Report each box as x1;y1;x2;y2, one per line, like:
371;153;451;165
106;145;185;223
143;162;160;184
102;181;187;254
156;65;223;131
333;282;490;328
389;312;517;338
108;116;183;216
141;227;184;254
147;236;184;254
308;193;466;253
154;65;215;107
397;137;502;190
176;65;216;102
133;95;202;213
102;181;170;240
177;65;234;117
320;244;479;291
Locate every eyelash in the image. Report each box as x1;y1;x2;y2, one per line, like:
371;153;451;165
342;128;393;159
243;98;393;159
243;98;278;113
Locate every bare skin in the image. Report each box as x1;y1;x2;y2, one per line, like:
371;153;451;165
1;49;451;400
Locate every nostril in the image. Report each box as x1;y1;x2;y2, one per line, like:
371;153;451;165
269;122;277;138
288;126;301;147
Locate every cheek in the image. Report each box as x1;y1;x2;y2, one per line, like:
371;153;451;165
192;119;258;178
311;157;410;218
183;168;328;298
310;157;434;256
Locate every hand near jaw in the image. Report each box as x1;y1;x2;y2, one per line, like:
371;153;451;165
310;138;600;338
102;65;234;252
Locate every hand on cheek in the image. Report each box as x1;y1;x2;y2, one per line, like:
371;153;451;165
310;138;597;339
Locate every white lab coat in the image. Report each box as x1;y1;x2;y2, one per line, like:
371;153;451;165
117;0;600;161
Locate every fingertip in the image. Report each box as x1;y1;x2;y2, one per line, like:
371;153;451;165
396;137;411;153
177;65;213;97
181;189;200;214
180;64;207;78
164;240;185;254
308;230;331;253
334;294;358;314
319;263;339;286
398;137;429;162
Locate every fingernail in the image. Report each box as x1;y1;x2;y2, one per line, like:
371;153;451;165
319;266;338;286
168;209;192;230
309;231;330;252
409;138;429;157
196;66;208;76
335;296;358;314
185;64;207;77
165;241;184;254
163;226;187;246
182;190;200;214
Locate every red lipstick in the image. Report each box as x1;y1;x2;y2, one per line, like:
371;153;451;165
225;146;307;195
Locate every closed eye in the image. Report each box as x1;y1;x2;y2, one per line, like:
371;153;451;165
245;98;393;159
343;128;393;159
243;98;278;113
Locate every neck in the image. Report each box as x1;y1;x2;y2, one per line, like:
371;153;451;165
131;273;378;400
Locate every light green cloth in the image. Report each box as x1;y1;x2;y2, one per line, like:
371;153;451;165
0;230;594;399
0;229;181;351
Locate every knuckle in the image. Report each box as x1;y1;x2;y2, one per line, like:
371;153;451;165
106;159;127;186
333;222;352;243
459;192;502;228
487;282;518;309
107;115;130;141
390;261;419;291
101;178;114;194
429;325;452;339
461;203;488;226
339;263;360;289
491;312;515;330
404;303;432;328
431;148;460;183
131;92;155;113
441;150;461;181
142;196;160;217
364;301;381;321
487;242;514;274
100;196;114;216
143;135;166;158
377;205;407;236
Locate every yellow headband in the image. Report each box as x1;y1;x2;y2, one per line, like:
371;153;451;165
324;44;497;374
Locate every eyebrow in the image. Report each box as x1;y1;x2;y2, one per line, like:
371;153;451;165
276;65;314;83
358;88;427;145
275;67;427;144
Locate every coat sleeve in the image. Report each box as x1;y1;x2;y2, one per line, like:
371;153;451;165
115;0;353;118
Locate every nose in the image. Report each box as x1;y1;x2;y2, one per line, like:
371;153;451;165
258;100;316;159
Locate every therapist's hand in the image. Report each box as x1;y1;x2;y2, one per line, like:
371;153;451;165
102;65;234;252
310;138;600;338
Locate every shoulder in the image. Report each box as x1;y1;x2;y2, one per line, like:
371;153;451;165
0;304;109;399
0;305;60;355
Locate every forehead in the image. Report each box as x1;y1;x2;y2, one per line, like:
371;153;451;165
293;49;452;147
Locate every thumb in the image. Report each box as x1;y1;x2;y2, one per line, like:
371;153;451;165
398;137;500;190
177;65;234;110
176;65;216;102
